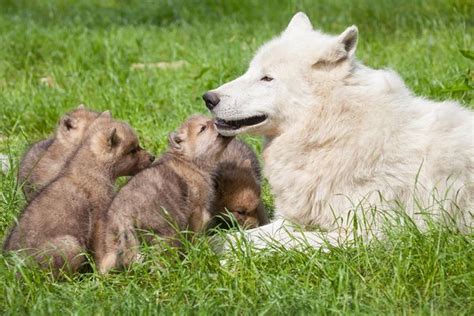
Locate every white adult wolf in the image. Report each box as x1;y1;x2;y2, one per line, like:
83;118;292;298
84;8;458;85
203;12;474;250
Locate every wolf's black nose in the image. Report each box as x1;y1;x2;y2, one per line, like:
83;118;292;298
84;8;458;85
202;92;220;110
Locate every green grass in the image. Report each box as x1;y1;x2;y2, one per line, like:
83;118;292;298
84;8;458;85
0;0;473;314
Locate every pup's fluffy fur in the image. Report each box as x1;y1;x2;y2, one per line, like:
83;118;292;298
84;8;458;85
18;105;99;201
3;112;154;273
212;139;269;228
92;115;232;274
206;12;474;249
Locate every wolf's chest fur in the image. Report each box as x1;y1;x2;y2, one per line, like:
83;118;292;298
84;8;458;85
263;133;356;228
263;92;474;231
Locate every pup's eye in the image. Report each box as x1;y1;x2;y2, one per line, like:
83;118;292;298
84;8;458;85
260;76;273;82
198;125;207;134
129;147;139;155
234;209;246;216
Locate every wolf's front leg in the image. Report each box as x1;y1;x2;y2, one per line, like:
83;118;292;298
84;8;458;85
216;218;350;252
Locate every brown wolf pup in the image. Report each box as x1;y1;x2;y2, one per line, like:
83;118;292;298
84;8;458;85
3;112;154;274
18;105;99;201
212;139;269;228
92;115;232;274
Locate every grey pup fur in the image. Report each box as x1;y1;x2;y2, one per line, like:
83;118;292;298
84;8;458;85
92;115;232;274
4;112;154;274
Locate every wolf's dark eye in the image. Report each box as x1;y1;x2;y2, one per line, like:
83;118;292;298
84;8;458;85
129;147;138;155
198;125;207;134
260;76;273;82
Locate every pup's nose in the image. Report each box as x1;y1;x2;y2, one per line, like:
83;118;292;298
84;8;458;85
202;92;220;111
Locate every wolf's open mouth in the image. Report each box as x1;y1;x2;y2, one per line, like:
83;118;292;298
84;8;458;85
215;115;267;130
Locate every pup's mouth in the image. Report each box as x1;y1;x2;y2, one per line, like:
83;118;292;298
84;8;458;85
217;133;234;144
215;115;267;131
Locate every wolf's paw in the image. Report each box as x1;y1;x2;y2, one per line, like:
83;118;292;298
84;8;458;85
210;229;281;254
210;219;295;254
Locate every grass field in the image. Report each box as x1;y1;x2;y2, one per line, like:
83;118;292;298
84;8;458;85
0;0;473;314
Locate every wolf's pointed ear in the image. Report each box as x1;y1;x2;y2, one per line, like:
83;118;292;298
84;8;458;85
168;132;183;150
77;104;86;110
108;128;120;148
284;12;312;35
60;115;77;131
337;25;358;57
316;25;358;66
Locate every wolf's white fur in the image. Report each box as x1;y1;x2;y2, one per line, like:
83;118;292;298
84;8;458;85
0;154;9;174
209;12;474;249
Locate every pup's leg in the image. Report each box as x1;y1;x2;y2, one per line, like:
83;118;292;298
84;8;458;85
96;228;139;274
97;252;118;274
37;235;86;274
256;202;270;225
120;229;140;268
189;208;212;233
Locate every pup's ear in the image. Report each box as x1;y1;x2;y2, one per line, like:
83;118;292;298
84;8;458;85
108;128;120;148
77;104;86;110
284;12;313;35
168;132;183;150
60;115;77;131
242;159;252;169
99;110;112;119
